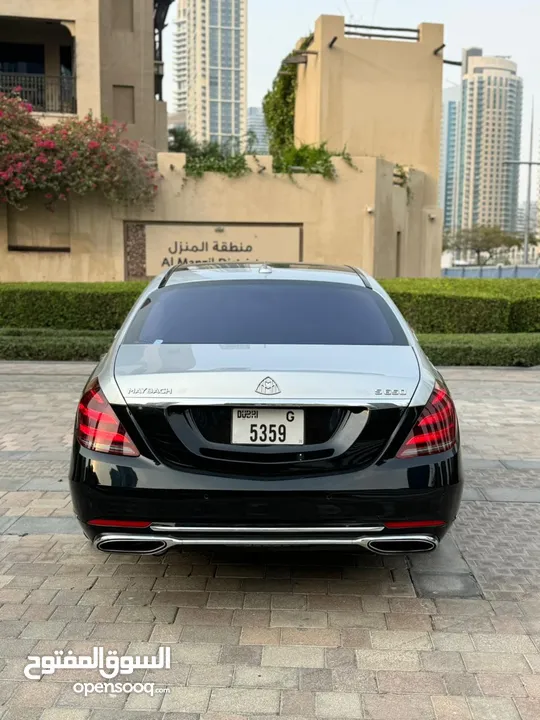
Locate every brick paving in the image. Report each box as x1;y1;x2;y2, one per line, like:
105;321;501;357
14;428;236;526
0;362;539;719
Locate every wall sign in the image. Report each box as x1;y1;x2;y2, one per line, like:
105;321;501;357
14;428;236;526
145;224;302;276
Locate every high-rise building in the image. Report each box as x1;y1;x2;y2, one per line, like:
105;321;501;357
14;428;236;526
174;0;247;146
439;87;461;229
173;1;188;118
451;48;522;233
247;107;269;153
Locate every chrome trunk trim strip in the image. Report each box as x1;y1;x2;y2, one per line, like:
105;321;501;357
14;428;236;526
149;524;386;533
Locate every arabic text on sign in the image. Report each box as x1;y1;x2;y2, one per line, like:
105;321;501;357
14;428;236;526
167;241;254;254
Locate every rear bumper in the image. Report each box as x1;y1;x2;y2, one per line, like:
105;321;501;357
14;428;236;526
70;443;463;544
92;531;439;555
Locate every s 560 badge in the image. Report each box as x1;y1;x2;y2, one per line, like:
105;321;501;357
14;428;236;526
375;389;407;396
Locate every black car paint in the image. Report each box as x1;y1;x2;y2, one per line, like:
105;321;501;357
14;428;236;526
70;438;463;543
69;294;463;548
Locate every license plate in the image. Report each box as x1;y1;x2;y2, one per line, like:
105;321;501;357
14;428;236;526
231;408;305;445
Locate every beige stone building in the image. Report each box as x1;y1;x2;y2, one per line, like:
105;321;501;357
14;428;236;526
295;15;444;214
0;153;442;282
0;0;172;150
0;14;445;282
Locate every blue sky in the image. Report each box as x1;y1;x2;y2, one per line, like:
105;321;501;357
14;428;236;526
163;0;540;197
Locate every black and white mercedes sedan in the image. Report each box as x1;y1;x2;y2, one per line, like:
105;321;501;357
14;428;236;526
70;263;463;556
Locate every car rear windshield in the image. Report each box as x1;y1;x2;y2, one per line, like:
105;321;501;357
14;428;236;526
123;280;408;346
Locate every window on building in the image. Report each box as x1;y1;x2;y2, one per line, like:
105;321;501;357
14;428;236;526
221;69;232;100
220;29;232;67
210;102;219;133
234;30;241;66
0;42;45;74
210;69;218;100
221;0;233;26
210;28;219;65
210;0;219;25
60;46;73;76
221;102;232;133
221;48;232;67
112;0;134;31
113;85;135;124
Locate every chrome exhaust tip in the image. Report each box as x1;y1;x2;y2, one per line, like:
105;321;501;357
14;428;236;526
93;532;438;555
364;535;438;555
95;535;169;555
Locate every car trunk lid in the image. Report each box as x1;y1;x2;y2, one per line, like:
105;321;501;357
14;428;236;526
114;344;420;405
113;344;420;477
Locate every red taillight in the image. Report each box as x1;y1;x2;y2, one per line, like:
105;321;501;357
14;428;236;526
77;382;139;457
88;520;150;528
396;383;457;459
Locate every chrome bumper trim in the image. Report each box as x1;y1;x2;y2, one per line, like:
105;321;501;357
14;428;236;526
94;532;439;555
149;524;386;533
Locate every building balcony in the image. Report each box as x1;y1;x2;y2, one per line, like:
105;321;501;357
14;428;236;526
1;13;76;117
0;72;76;114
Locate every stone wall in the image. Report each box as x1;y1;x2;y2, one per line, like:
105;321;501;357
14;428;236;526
295;15;443;210
0;152;442;282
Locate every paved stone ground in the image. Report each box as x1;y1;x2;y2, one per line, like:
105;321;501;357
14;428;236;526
0;362;539;719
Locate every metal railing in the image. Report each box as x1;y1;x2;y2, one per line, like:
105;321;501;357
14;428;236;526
443;265;540;279
344;23;419;42
0;73;77;114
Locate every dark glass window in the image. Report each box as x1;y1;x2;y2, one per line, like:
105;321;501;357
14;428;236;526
0;42;45;74
209;69;218;99
124;280;408;346
221;0;233;26
210;28;219;65
209;0;219;25
60;46;73;76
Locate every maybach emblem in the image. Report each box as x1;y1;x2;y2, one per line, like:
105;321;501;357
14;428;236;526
127;388;173;395
255;377;281;395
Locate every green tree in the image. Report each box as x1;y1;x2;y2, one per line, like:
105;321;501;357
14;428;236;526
262;34;314;160
444;226;520;266
168;126;200;155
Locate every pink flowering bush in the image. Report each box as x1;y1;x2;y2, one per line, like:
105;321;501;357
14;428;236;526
0;91;159;209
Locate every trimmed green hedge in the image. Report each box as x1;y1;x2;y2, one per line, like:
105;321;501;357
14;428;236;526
385;291;511;333
0;328;112;361
0;279;539;334
381;278;540;334
0;328;112;338
0;283;146;332
0;329;539;366
419;333;540;367
508;297;540;333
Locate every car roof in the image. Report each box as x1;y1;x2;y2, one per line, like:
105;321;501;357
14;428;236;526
160;263;372;289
